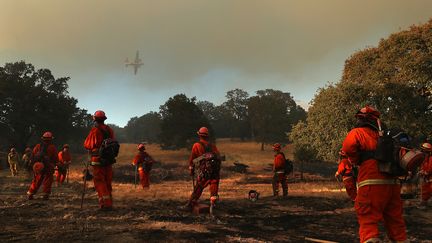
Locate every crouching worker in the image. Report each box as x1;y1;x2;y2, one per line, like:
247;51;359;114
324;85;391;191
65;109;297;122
335;150;357;201
272;143;289;197
419;142;432;209
132;143;154;189
27;132;58;200
56;144;71;185
183;127;221;211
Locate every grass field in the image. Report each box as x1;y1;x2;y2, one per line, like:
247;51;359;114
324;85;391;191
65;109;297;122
0;140;431;242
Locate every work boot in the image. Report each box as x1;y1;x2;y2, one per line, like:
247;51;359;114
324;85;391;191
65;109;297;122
178;201;193;212
42;194;49;200
273;190;279;197
27;193;34;200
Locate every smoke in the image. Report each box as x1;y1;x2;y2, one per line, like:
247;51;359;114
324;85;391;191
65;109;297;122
1;0;431;125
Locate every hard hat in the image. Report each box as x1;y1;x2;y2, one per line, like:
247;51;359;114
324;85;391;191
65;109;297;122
197;127;209;137
42;131;54;140
25;147;32;153
63;144;69;148
33;162;45;174
138;143;146;151
421;143;432;152
355;105;380;120
93;110;107;120
273;143;282;151
10;148;16;152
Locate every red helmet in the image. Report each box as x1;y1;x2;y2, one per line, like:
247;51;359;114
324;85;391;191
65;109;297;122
197;127;209;137
138;143;146;151
33;162;45;174
93;110;107;120
355;105;380;120
42;131;54;140
421;143;432;152
273;143;282;151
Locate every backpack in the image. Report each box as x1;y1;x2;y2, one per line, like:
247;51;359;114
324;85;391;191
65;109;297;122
197;142;221;179
34;144;50;165
374;129;411;176
97;126;120;166
279;152;293;174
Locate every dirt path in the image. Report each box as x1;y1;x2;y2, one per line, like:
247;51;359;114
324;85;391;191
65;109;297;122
0;169;431;243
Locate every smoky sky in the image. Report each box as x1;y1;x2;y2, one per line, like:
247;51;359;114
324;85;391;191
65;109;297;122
1;0;432;126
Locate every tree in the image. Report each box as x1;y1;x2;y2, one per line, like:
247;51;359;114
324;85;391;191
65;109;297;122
123;112;161;143
0;61;92;151
159;94;211;149
290;19;432;162
223;89;251;139
248;89;306;150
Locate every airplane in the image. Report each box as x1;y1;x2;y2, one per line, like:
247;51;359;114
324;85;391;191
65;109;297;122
125;51;144;75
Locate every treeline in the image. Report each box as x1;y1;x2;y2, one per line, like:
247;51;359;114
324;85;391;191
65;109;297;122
0;61;93;152
0;61;306;152
117;89;307;150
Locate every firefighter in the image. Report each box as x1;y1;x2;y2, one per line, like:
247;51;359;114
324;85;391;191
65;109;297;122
27;132;58;200
132;143;154;189
84;110;115;210
342;106;406;243
56;144;71;185
419;142;432;209
184;127;221;210
272;143;288;197
7;148;19;176
22;147;33;176
335;150;357;201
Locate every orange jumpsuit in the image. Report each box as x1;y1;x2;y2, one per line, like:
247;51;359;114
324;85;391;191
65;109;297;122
342;126;406;243
420;155;432;203
336;158;357;201
56;150;71;184
132;152;154;189
84;124;114;208
28;143;58;197
272;152;288;196
188;139;220;205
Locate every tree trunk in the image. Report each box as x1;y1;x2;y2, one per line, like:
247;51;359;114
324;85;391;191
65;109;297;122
261;142;264;151
300;160;304;181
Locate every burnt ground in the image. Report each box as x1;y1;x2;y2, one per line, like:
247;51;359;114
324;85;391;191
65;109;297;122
0;166;431;243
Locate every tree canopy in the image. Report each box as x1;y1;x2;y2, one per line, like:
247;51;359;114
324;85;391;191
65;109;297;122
0;61;92;150
290;20;432;162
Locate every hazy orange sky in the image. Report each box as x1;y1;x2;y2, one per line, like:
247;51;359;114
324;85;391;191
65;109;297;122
1;0;431;126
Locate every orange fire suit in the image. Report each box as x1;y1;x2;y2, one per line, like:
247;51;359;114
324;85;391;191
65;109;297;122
132;152;154;189
84;124;115;208
56;150;71;184
27;143;58;197
188;139;220;205
272;152;288;196
342;126;406;243
336;158;357;201
420;155;432;203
